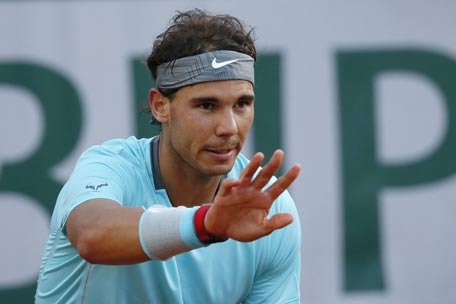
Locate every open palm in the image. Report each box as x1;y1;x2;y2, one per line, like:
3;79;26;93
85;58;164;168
205;150;301;242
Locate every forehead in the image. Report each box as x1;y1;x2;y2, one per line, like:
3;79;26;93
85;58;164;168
174;80;254;100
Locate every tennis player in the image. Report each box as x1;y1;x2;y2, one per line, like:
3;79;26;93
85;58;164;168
35;9;301;303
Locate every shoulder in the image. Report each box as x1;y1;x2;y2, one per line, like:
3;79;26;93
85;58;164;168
52;137;154;230
74;136;152;171
79;136;150;160
65;136;154;194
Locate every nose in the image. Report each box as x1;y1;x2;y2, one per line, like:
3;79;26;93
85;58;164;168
215;109;238;137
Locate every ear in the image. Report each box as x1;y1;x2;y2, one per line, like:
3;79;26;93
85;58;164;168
149;88;169;124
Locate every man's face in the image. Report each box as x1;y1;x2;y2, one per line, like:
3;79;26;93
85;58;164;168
163;80;254;177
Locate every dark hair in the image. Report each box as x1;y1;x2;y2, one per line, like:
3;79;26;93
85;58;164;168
145;9;256;126
147;9;256;81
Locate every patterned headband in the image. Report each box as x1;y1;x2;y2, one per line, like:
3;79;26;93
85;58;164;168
156;50;255;89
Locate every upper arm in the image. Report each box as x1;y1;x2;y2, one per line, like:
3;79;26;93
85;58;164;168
55;148;131;235
66;198;121;247
51;141;151;264
65;197;147;264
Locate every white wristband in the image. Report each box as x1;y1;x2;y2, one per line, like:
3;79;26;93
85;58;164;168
138;205;207;260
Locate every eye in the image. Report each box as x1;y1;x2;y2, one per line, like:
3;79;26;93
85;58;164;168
199;103;214;110
235;100;251;108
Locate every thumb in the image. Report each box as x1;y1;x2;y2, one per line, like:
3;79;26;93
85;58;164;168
265;213;294;231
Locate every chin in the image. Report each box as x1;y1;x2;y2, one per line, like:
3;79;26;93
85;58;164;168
201;162;234;177
196;151;238;176
206;166;232;177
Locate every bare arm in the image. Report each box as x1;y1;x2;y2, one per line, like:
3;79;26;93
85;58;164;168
66;150;300;264
66;199;149;264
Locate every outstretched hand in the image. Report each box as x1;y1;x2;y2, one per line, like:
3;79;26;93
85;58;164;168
204;150;301;242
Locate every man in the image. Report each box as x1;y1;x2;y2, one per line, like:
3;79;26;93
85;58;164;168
36;9;301;303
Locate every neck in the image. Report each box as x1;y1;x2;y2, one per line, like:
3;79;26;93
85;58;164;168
157;136;223;207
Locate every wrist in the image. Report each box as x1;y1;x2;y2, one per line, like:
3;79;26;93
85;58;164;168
194;205;228;244
139;205;209;260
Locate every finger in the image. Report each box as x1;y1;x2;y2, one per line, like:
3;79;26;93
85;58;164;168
217;178;241;197
265;164;301;200
265;213;294;231
239;152;264;186
252;150;284;189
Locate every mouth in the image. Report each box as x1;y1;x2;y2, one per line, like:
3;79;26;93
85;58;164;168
205;146;237;161
207;148;235;154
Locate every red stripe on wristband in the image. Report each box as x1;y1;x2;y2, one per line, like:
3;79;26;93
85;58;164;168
194;205;228;244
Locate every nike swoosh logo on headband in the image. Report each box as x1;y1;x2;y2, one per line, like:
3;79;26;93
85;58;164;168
211;58;240;69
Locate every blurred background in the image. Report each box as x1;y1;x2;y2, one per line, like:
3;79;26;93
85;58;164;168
1;1;455;303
